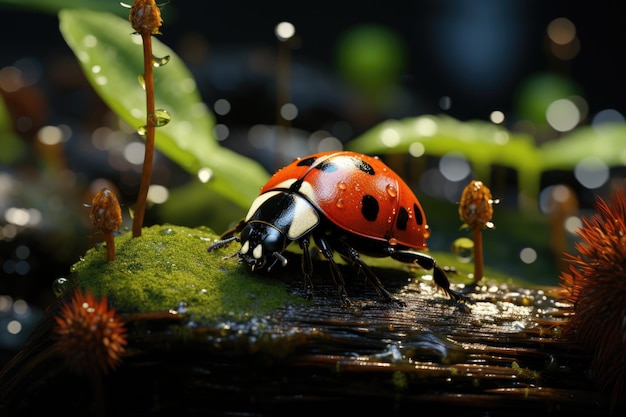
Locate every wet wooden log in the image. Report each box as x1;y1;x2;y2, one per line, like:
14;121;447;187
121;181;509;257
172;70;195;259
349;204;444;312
0;262;612;417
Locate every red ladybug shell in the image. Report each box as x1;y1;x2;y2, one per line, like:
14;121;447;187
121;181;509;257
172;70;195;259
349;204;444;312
260;151;430;249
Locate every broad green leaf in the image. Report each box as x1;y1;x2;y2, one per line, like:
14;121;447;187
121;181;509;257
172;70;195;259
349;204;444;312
59;9;269;208
346;115;542;201
0;0;123;15
539;123;626;171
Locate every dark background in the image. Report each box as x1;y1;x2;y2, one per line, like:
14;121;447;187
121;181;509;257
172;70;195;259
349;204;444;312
2;1;625;134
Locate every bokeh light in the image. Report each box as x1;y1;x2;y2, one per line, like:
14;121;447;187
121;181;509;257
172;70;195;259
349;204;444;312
275;21;295;41
213;98;231;116
489;110;505;124
546;17;580;60
439;151;471;182
519;247;537;264
545;98;580;132
197;167;213;183
591;108;624;126
574;156;609;189
280;103;298;121
147;184;169;204
380;127;401;148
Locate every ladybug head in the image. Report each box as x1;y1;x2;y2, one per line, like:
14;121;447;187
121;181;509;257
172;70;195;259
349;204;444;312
238;221;289;271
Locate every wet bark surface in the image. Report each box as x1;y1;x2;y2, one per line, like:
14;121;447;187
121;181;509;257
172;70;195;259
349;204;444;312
0;258;611;417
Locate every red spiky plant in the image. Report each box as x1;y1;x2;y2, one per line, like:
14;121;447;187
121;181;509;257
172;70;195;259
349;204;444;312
560;182;626;413
54;289;127;376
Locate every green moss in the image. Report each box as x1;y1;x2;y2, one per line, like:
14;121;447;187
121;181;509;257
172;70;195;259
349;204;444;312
70;224;305;323
69;223;533;325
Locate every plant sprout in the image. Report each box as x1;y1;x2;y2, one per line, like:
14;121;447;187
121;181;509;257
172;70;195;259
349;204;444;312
125;0;170;237
458;180;498;283
88;188;123;262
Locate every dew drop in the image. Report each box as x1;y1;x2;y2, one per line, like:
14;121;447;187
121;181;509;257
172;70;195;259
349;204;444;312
138;125;147;136
159;227;175;235
138;74;146;89
154;109;171;127
386;184;397;198
336;198;344;208
337;181;348;191
388;237;398;245
53;277;69;297
177;301;188;314
152;54;170;67
452;237;474;263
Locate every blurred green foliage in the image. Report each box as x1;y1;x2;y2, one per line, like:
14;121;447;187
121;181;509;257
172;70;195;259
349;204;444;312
346;114;625;206
58;9;270;209
0;95;25;165
0;0;124;15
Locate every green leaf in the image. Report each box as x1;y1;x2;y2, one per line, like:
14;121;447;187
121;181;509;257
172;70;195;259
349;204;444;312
539;123;626;171
0;0;123;15
346;114;542;201
58;9;269;208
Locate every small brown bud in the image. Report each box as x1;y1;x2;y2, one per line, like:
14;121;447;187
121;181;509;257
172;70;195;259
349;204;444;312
458;180;496;230
90;188;122;233
129;0;163;36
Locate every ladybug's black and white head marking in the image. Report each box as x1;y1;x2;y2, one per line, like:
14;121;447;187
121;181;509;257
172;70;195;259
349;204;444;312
237;190;319;270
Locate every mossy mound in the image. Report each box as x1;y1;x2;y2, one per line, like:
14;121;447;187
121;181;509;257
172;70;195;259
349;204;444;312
69;224;305;323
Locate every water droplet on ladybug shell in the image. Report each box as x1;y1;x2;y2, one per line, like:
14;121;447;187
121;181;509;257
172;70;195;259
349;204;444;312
386;184;397;197
337;181;348;191
336;198;344;208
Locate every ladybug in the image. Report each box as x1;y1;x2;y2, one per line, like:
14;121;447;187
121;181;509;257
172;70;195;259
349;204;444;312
208;151;465;305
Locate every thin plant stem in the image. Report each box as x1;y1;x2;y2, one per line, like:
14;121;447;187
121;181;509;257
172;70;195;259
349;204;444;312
128;0;163;237
132;33;156;237
472;226;484;282
104;231;116;262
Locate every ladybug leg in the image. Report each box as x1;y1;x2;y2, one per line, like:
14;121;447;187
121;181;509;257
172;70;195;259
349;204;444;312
298;237;315;299
388;249;472;304
313;234;352;306
333;241;404;305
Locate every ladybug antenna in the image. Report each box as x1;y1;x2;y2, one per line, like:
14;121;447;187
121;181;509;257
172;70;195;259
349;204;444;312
207;236;240;252
268;252;288;271
221;250;241;262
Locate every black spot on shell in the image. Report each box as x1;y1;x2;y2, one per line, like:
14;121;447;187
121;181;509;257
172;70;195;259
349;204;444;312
361;195;379;221
296;157;317;167
396;207;409;230
316;160;339;173
351;157;375;175
414;203;424;225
